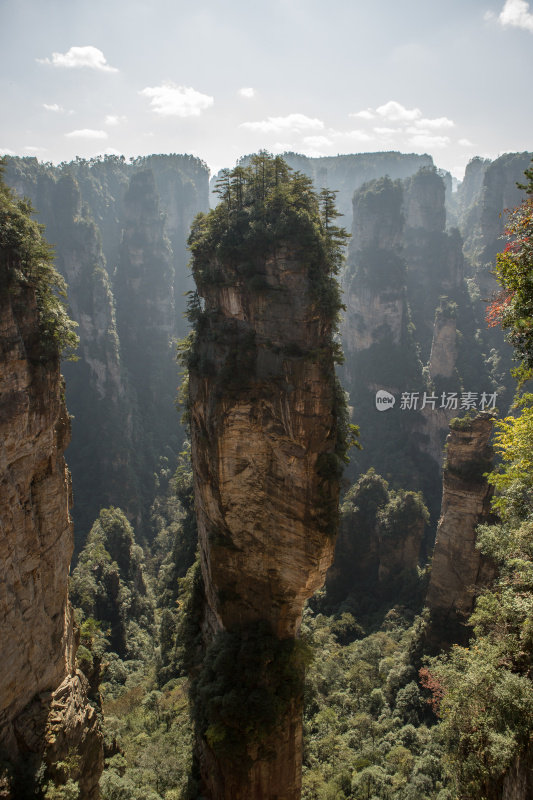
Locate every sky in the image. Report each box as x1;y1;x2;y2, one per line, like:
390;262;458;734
1;0;532;180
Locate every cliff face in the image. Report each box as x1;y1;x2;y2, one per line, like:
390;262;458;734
426;413;497;645
461;152;533;281
49;175;133;545
216;151;434;220
377;494;426;586
191;243;338;641
0;282;75;741
342;176;408;364
4;155;209;541
187;156;342;799
326;470;427;605
340;174;442;518
403;169;464;363
340;166;492;523
428;311;457;381
0;182;103;797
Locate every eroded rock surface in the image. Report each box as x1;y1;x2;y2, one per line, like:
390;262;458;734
188;174;342;798
0;190;103;797
426;413;497;645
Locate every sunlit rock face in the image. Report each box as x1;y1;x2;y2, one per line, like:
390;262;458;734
189;240;340;799
0;233;103;798
426;413;497;646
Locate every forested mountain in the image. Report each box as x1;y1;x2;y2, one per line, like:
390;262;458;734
2;150;532;800
5;150;530;548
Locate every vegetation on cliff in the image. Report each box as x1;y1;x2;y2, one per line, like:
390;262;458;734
191;151;348;288
3;153;209;547
0;162;78;359
327;469;429;608
7;150;533;798
71;507;155;680
423;163;533;800
486;160;533;376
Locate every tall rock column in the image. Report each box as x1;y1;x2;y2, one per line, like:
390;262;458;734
426;412;497;646
0;177;103;798
114;168;179;528
185;155;344;799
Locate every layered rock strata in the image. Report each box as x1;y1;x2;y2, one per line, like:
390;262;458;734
426;413;497;645
0;188;103;797
188;214;341;795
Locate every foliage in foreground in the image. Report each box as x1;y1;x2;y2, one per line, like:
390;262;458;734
301;608;451;800
426;161;533;800
0;160;78;359
486;160;533;376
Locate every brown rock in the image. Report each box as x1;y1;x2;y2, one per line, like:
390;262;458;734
0;214;103;795
189;239;340;797
425;413;497;645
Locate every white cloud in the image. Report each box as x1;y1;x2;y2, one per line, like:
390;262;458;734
239;87;255;98
38;46;118;72
302;135;333;148
105;114;126;126
409;133;450;149
105;147;123;156
65;129;108;140
459;138;475;146
498;0;533;32
333;129;373;143
25;146;47;153
413;116;455;130
374;126;398;136
240;113;324;134
43;103;64;112
140;83;214;117
349;109;375;120
376;100;422;122
1;148;15;155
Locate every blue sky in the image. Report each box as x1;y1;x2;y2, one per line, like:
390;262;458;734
1;0;532;178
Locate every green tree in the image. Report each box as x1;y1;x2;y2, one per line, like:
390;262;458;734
0;159;78;358
486;159;533;377
427;165;533;797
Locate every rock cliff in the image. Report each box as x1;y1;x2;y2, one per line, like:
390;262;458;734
0;177;103;797
425;413;497;646
4;154;209;541
326;469;428;606
340;174;441;517
340;166;491;522
186;155;343;799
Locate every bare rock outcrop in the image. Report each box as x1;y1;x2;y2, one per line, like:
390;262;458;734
426;413;497;645
189;244;340;798
186;158;343;799
0;182;103;797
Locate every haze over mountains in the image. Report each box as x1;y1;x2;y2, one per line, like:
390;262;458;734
1;146;533;799
4;149;530;541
